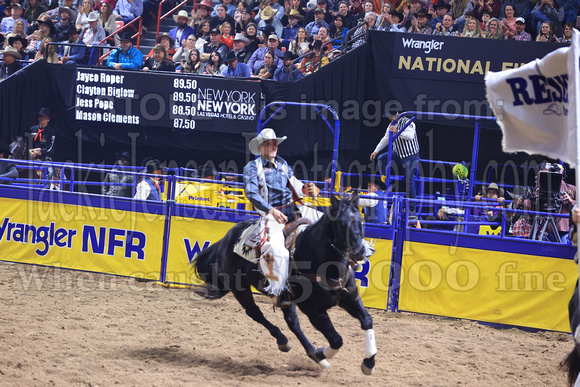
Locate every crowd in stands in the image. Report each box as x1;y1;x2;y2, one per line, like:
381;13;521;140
2;0;575;80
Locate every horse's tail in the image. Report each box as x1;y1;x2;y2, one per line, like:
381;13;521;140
192;241;229;299
561;343;580;386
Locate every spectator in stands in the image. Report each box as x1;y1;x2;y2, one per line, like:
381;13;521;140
102;151;133;197
236;7;253;33
530;0;564;36
499;0;532;21
273;50;303;81
34;36;58;62
335;1;355;29
305;0;333;24
350;12;377;48
79;12;105;64
434;13;458;35
169;10;195;49
113;0;142;25
204;50;226;74
461;17;482;37
473;0;500;21
143;44;175;71
247;33;283;73
0;142;17;184
106;31;143;69
210;4;235;30
5;19;27;48
146;33;175;60
316;25;332;50
483;17;503;38
1;4;28;36
356;0;378;23
231;32;250;62
54;6;75;41
211;0;237;19
23;0;47;26
500;4;516;36
252;50;276;78
220;21;234;49
479;10;491;32
195;20;211;50
289;26;309;56
201;27;228;61
505;16;530;40
48;0;77;21
376;1;393;25
8;35;29;63
360;176;387;224
0;46;23;79
190;0;213;30
257;6;283;38
329;14;348;46
378;9;407;32
409;7;432;33
97;2;115;35
370;115;420;212
173;34;196;65
449;0;473;30
255;0;285;23
26;107;55;161
134;159;162;201
506;185;532;238
305;7;330;36
182;48;203;74
400;0;424;29
474;182;506;223
282;9;303;40
58;25;86;63
429;0;450;29
560;22;575;42
536;21;558;41
222;49;251;77
76;0;93;28
299;39;328;73
284;0;307;23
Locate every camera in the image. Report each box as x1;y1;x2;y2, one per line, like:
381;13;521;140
533;163;563;212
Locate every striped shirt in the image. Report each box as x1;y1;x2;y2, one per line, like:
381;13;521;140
373;117;419;159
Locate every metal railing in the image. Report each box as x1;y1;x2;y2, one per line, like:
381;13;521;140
156;0;195;37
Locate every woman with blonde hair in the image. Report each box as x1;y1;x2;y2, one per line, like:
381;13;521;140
5;19;27;48
461;17;482;37
483;17;503;39
219;21;234;49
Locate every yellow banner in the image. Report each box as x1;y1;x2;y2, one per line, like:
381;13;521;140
398;241;577;332
0;197;165;279
355;238;393;310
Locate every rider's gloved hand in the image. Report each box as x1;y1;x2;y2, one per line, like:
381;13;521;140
304;182;320;197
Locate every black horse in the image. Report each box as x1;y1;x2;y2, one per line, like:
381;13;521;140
562;282;580;386
192;194;377;374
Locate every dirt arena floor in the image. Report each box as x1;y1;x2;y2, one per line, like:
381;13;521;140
0;261;574;386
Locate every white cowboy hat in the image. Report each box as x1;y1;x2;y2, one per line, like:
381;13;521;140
173;9;192;23
86;11;99;22
249;128;287;155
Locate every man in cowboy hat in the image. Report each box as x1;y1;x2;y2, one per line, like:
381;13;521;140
255;0;285;22
429;0;450;29
190;0;213;30
282;9;303;40
102;151;133;197
379;9;407;32
0;141;17;185
231;32;250;63
243;128;320;303
0;46;23;80
273;51;303;82
222;50;252;77
58;24;86;64
169;10;195;48
247;33;283;74
360;176;388;224
26;107;56;161
106;31;144;69
0;4;28;35
54;6;75;41
134;159;163;201
113;0;143;25
257;5;283;37
79;11;106;65
474;182;506;222
409;7;432;34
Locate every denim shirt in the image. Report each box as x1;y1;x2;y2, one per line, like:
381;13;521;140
243;155;293;213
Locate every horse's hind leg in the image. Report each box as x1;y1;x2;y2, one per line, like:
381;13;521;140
231;288;291;352
282;305;319;361
338;291;377;375
301;309;344;369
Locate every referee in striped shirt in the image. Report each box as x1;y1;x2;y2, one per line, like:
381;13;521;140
370;115;420;212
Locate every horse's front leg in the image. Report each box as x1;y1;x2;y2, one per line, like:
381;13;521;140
338;288;376;375
301;307;344;369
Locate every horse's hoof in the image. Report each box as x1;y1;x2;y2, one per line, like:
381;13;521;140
278;342;292;352
318;359;331;370
309;348;331;369
361;355;376;375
